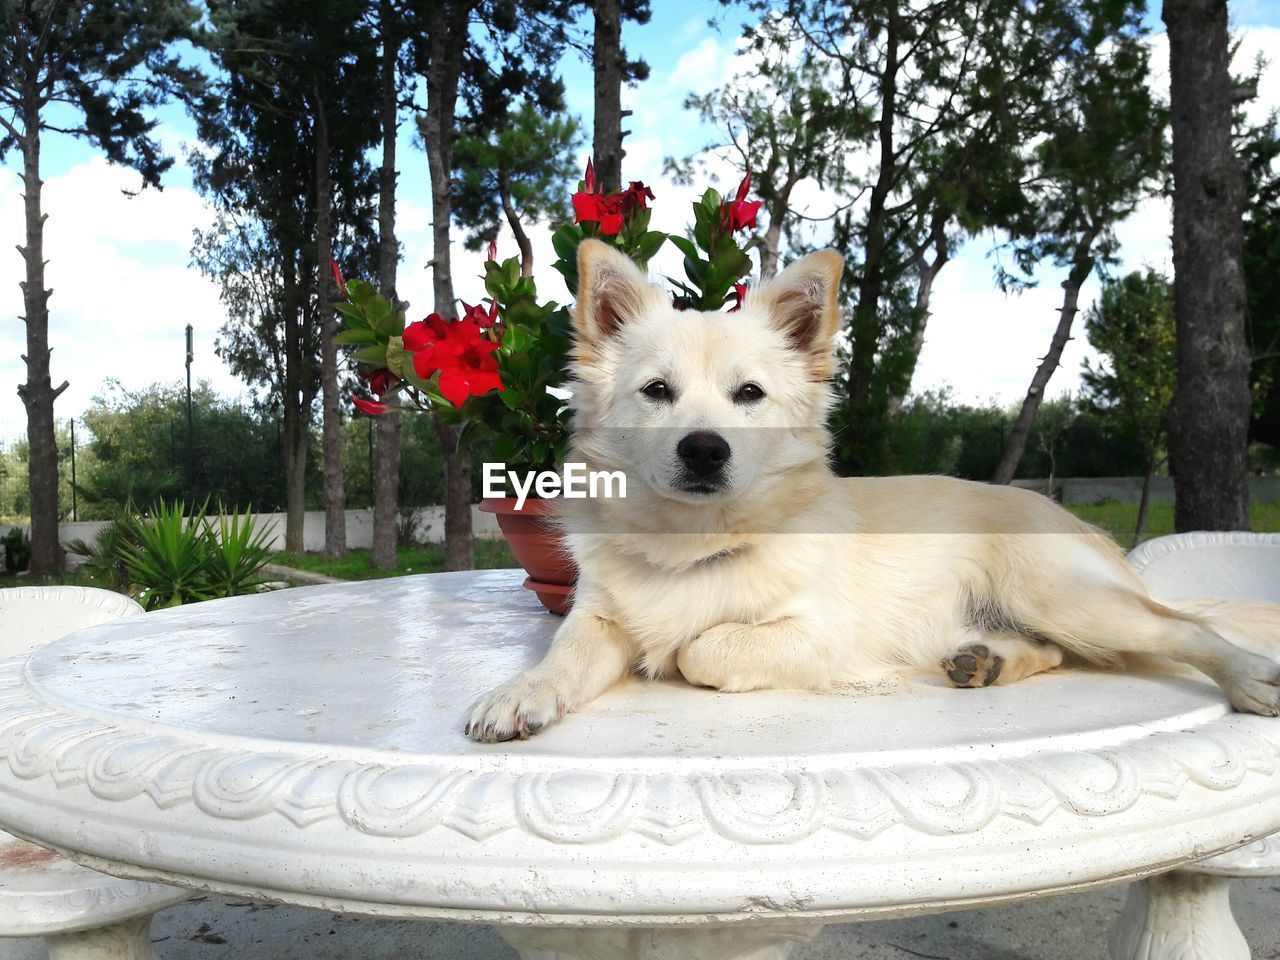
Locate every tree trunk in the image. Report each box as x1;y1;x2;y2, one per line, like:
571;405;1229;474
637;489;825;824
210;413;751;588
314;95;346;557
1163;0;1251;532
760;213;784;281
841;9;900;474
992;227;1100;485
16;87;66;574
281;253;307;554
425;9;473;571
372;0;402;570
888;214;950;417
498;167;534;277
1133;449;1159;549
592;0;625;193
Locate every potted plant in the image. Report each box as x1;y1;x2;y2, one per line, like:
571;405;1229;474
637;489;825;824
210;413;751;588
336;162;762;613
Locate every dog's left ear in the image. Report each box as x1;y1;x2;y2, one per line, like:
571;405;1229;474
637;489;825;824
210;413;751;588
751;250;844;375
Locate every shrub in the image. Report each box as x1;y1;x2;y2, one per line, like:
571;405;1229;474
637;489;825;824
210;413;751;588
2;527;30;574
72;500;276;610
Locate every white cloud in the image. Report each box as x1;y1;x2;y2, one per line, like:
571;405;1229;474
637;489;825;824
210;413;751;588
0;156;245;438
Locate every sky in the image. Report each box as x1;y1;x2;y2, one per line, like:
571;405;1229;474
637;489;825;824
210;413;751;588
1;3;1279;442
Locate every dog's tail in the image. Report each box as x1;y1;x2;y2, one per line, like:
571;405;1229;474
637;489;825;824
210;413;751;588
1165;597;1280;659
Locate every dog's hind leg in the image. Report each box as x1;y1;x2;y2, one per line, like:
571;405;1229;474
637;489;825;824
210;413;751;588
677;617;835;692
941;631;1065;688
1018;584;1280;717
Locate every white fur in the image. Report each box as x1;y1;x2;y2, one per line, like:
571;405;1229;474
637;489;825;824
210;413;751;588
465;242;1280;742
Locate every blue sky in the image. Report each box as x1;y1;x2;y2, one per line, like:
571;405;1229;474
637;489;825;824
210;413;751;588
1;3;1278;439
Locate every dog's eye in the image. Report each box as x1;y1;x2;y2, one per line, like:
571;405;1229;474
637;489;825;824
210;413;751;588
641;380;672;401
734;383;765;403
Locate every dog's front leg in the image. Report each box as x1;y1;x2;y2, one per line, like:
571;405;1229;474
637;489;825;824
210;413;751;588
677;618;833;693
465;609;633;742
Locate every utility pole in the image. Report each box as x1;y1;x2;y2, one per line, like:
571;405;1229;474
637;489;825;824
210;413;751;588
69;419;77;522
185;324;194;494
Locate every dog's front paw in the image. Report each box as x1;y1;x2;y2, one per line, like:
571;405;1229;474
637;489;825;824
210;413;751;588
677;623;763;692
465;671;569;743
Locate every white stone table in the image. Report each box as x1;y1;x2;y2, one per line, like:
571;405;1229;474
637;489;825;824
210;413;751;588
1;570;1279;960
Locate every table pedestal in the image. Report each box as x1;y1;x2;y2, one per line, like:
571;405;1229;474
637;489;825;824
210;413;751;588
1109;872;1249;960
44;916;157;960
498;923;825;960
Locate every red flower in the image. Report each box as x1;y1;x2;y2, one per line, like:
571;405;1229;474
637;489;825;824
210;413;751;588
460;299;499;329
728;283;749;312
620;181;655;215
329;256;348;299
363;367;398;397
487;237;498;263
571;159;655;237
353;396;387;416
403;313;504;408
723;172;762;232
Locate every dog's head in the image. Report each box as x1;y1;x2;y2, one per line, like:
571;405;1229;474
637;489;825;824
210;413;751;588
568;239;844;508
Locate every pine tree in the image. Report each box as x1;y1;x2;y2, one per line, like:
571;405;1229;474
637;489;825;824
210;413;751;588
0;0;201;572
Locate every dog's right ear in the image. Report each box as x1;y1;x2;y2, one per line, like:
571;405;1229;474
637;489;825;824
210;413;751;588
574;239;659;343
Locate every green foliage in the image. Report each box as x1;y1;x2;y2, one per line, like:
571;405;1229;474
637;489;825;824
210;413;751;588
882;392;1150;480
201;511;275;599
114;500;275;610
117;500;211;609
78;381;290;518
0;424;75;523
0;0;203;182
1242;114;1280;448
452;102;583;251
667;187;756;311
1;527;30;574
1082;270;1176;467
67;516;141;594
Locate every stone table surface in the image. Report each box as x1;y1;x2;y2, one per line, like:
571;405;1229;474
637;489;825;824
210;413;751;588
1;570;1278;933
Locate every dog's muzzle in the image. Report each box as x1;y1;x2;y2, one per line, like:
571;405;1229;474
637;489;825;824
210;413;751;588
675;430;731;492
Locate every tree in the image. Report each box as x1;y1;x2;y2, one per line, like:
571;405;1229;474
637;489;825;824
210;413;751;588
372;0;404;571
673;48;854;280
409;0;574;570
452;102;582;277
1241;111;1280;452
78;380;287;519
990;1;1166;484
591;0;650;193
1082;271;1177;546
200;0;379;555
750;0;1086;474
0;0;200;572
1164;0;1253;531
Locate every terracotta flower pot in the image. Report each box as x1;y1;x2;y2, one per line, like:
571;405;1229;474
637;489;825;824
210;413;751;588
479;497;577;614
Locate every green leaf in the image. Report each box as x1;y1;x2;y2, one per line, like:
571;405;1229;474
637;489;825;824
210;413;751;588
333;328;380;346
354;344;388;365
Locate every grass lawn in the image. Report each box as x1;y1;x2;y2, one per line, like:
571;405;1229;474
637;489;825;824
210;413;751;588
1066;498;1280;546
0;570;98;589
271;538;517;580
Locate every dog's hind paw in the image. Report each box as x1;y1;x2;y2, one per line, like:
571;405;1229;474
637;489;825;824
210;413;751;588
942;644;1004;688
1219;661;1280;718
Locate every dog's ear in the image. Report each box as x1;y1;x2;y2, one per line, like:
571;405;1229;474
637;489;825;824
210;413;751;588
574;239;660;342
752;250;844;374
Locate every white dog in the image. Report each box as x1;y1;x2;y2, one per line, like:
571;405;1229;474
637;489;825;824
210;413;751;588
466;240;1280;742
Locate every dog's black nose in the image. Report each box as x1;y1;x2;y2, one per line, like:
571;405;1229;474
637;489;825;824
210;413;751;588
676;431;731;477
